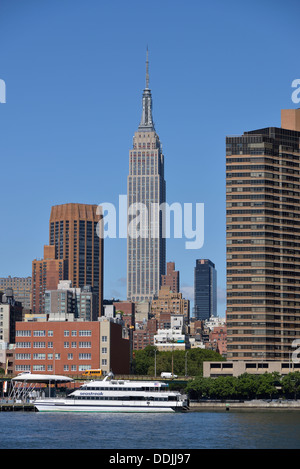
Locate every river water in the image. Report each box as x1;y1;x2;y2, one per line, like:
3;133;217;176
1;410;300;449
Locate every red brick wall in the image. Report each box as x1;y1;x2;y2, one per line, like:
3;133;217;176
14;320;130;375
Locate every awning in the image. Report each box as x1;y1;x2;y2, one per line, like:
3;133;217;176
12;373;74;383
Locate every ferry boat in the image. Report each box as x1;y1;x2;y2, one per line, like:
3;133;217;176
34;375;189;413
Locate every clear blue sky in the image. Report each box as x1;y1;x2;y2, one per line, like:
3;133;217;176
0;0;299;316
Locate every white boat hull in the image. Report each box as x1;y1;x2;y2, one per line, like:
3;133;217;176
33;377;189;413
34;398;186;413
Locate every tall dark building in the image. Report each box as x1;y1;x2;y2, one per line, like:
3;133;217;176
226;108;300;361
49;203;103;316
194;259;217;321
127;51;166;301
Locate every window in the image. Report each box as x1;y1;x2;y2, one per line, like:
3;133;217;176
79;330;92;337
16;342;31;348
15;353;31;360
33;365;45;371
33;353;46;360
33;330;46;337
79;353;91;360
15;365;31;372
16;330;31;337
79;342;91;348
33;342;46;348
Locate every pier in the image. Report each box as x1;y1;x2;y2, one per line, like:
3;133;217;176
0;402;36;412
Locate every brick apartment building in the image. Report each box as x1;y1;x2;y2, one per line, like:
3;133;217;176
32;245;67;315
209;325;227;357
14;317;130;376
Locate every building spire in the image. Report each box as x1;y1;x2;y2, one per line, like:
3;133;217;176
146;46;149;89
138;48;155;131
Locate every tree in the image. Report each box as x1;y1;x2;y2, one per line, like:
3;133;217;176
185;372;284;401
235;373;260;400
255;373;280;399
186;376;213;400
132;347;224;376
281;372;300;399
134;345;159;375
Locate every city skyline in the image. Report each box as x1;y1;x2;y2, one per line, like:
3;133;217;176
1;1;300;315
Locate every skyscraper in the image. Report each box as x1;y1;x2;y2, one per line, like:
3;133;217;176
127;51;166;302
49;203;103;316
194;259;217;321
226;108;300;361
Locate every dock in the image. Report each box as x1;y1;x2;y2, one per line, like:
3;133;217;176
0;402;36;412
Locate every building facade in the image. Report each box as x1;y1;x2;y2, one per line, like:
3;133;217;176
49;203;103;316
151;285;190;321
14;317;130;376
0;289;23;345
208;325;227;357
194;259;217;321
226;108;300;361
45;280;98;321
161;262;180;293
32;245;67;315
113;300;135;329
0;276;32;312
203;360;300;378
154;315;187;351
127;51;166;302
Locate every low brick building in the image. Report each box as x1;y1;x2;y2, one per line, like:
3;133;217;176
14;317;130;376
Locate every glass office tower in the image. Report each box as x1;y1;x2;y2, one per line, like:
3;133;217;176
194;259;217;321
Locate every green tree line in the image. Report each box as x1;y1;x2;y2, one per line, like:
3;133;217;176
132;345;224;376
186;372;300;400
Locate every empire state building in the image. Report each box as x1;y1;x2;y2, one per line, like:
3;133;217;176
127;51;166;302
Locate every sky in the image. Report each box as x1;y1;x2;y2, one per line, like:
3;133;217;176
0;0;300;316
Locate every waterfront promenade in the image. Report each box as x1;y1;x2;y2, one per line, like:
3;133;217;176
189;400;300;410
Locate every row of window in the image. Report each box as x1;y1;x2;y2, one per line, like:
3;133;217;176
16;353;93;360
16;330;93;337
15;364;106;372
16;342;103;350
71;396;172;401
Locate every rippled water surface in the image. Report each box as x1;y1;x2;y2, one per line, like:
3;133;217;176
1;410;300;449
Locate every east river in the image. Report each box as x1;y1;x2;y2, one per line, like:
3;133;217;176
1;410;300;449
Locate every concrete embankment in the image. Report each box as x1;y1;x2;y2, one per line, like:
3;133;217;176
189;400;300;411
